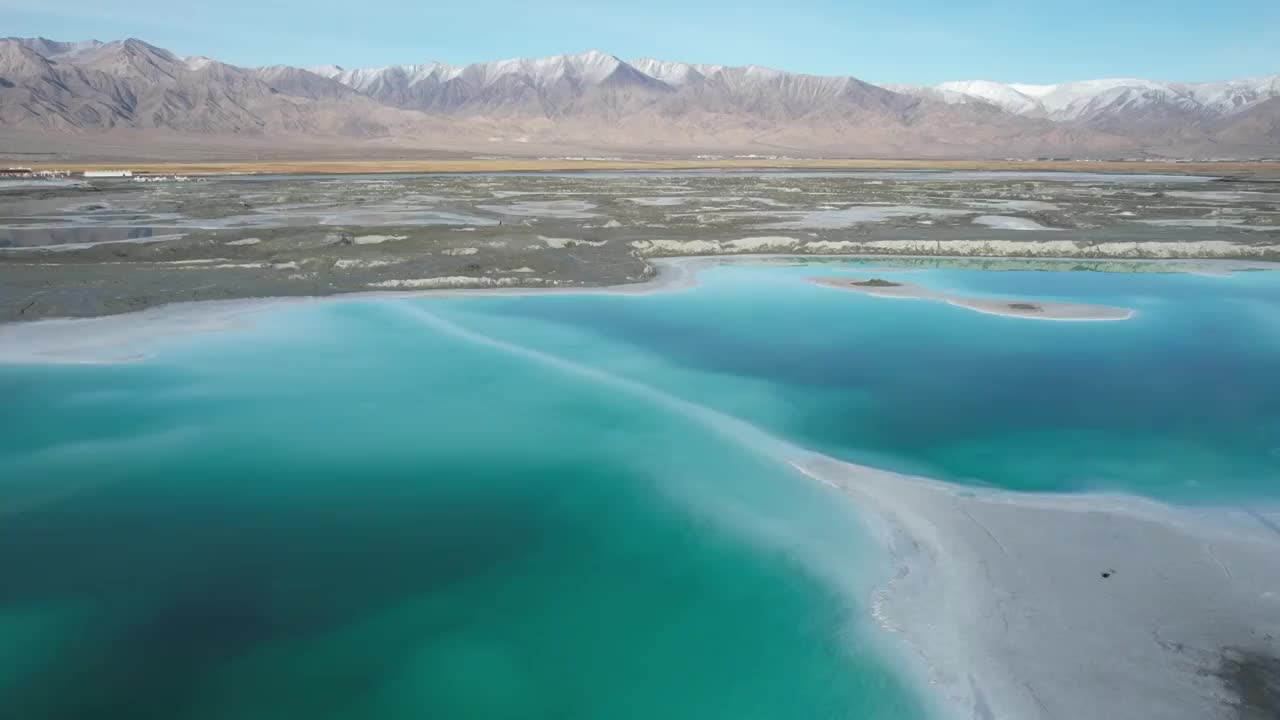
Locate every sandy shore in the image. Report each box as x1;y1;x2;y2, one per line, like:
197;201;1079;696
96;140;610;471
4;254;1264;362
0;257;709;364
810;276;1135;320
793;454;1280;720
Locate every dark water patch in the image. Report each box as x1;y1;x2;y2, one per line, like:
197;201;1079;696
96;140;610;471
0;452;571;719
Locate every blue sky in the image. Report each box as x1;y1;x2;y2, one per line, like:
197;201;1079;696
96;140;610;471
6;0;1278;84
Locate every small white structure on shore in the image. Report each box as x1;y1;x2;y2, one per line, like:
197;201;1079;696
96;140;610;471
84;170;133;178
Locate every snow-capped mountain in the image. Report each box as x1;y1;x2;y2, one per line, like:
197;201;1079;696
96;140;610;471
323;51;910;121
322;51;1278;128
329;51;650;95
1177;76;1280;114
937;80;1048;115
2;37;1277;159
894;76;1280;122
630;58;708;86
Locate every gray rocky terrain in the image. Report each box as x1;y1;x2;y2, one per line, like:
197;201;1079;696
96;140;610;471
2;169;1277;322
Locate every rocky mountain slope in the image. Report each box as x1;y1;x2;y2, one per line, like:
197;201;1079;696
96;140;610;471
891;76;1280;156
2;37;1277;158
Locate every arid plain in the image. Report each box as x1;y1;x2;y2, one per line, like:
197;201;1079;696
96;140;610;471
3;167;1278;322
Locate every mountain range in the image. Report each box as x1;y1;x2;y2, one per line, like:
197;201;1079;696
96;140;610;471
2;37;1278;160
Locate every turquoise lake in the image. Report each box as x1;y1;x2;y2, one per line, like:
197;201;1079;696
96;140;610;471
2;260;1278;719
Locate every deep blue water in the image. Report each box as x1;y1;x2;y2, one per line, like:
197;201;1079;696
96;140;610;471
452;262;1280;501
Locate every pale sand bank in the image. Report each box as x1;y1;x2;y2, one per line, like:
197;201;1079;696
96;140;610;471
810;276;1135;320
0;258;705;364
0;253;1264;361
5;255;1268;363
629;237;1280;260
793;455;1280;720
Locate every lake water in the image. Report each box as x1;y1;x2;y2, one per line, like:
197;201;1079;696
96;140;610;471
2;259;1277;719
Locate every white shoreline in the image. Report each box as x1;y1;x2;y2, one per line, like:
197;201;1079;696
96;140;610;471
0;257;716;364
3;253;1273;363
793;454;1280;720
810;276;1135;321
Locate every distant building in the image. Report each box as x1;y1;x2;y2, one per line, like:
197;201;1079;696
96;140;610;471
0;167;34;177
83;170;133;178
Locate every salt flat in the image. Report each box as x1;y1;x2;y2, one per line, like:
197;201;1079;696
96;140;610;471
797;454;1280;720
1;169;1276;323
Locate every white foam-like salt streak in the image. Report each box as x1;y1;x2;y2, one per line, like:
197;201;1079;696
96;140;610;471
389;302;805;463
390;302;1280;720
387;302;904;677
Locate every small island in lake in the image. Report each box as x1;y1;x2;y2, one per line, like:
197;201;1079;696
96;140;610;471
810;276;1134;321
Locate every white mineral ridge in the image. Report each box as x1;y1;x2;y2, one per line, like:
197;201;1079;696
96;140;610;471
334;258;399;269
629;237;1280;259
764;206;973;229
972;215;1059;231
352;234;408;245
1137;219;1278;231
539;236;604;248
369;276;519;289
723;236;804;251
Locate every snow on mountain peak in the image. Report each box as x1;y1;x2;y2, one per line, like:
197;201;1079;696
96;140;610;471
306;64;344;79
482;50;624;85
742;64;784;79
937;80;1043;114
331;51;630;91
559;50;624;83
1175;74;1280;113
334;62;461;91
309;47;1279;121
630;58;705;86
914;75;1280;120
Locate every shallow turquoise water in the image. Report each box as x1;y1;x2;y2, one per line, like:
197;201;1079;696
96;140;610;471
2;261;1278;719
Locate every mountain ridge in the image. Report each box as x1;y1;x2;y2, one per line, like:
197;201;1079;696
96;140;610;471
892;75;1280;122
2;37;1277;159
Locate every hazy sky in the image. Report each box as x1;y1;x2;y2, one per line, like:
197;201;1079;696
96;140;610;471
6;0;1278;84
